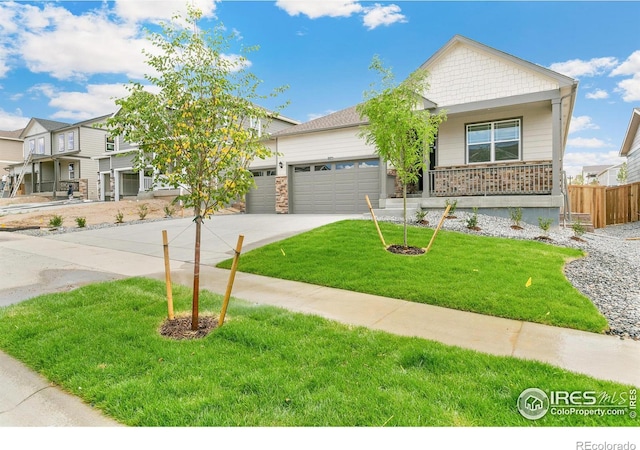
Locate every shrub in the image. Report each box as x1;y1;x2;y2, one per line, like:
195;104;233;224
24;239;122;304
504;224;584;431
164;205;175;218
75;217;87;228
137;203;149;220
115;210;124;224
538;217;552;235
509;207;523;228
466;208;479;229
415;209;427;224
572;220;586;237
49;215;63;228
445;199;458;216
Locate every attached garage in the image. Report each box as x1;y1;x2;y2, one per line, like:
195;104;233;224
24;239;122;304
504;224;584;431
291;159;380;213
246;168;276;213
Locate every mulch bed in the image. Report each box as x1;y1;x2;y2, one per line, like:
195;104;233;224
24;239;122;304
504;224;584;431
466;226;482;232
386;244;426;255
159;315;218;340
510;225;524;230
534;236;554;242
570;236;587;242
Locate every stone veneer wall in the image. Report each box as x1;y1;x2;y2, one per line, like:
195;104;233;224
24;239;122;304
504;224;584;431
79;179;88;200
387;169;420;198
275;176;289;214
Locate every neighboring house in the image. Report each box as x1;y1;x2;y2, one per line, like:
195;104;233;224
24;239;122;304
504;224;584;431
581;164;619;186
247;35;578;223
6;116;111;200
98;111;299;202
619;108;640;184
596;164;624;186
0;129;23;195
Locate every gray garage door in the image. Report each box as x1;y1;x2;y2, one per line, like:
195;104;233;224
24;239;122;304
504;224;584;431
246;169;276;213
291;159;380;213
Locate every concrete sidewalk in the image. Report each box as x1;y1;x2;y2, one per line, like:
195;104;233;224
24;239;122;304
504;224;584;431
1;214;639;426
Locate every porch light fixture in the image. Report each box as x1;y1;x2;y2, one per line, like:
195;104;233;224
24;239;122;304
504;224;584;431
279;162;283;169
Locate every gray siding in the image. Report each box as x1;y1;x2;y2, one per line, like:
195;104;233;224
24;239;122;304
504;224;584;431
117;136;138;151
111;153;136;170
628;151;640;183
98;158;110;172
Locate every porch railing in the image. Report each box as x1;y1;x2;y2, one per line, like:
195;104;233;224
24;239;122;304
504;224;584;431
34;180;80;193
428;162;553;197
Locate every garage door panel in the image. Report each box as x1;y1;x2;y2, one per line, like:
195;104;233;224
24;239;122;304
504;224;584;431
292;159;379;213
246;169;276;214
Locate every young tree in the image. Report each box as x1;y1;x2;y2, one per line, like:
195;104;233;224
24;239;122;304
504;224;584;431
107;6;286;330
617;162;628;184
357;56;446;248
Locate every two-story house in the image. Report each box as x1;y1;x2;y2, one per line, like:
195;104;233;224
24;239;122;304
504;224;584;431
246;35;578;224
7;116;111;200
98;110;299;202
0;129;23;197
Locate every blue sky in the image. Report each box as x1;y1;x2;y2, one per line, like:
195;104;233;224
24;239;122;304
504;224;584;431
1;1;639;177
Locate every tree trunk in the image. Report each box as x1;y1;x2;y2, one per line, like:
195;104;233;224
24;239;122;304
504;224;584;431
191;212;202;331
403;183;408;247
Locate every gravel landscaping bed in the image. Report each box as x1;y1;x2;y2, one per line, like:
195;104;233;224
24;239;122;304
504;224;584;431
378;211;640;340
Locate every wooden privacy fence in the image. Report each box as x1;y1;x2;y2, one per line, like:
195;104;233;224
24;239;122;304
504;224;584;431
568;182;640;228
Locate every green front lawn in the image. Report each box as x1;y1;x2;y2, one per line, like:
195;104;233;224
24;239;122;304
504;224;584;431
0;278;633;426
218;220;607;333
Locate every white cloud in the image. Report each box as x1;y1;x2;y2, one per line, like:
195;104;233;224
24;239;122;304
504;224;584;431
17;5;150;81
585;89;609;100
276;0;363;19
569;116;599;134
362;4;406;30
549;57;618;78
566;137;610;149
34;84;129;121
615;74;640;102
276;0;406;29
610;50;640;76
563;150;626;177
0;108;29;130
114;0;218;24
0;49;9;78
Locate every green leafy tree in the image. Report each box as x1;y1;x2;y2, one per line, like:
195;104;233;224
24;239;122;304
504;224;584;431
357;56;446;247
107;6;286;330
617;162;627;184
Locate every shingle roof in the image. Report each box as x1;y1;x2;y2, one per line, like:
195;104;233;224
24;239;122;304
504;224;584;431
33;118;71;131
0;129;24;140
271;105;366;138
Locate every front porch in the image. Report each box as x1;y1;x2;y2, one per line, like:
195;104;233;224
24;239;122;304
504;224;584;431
378;161;564;225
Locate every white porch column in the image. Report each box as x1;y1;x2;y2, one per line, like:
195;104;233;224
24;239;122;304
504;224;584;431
551;97;562;196
114;170;120;201
139;171;145;193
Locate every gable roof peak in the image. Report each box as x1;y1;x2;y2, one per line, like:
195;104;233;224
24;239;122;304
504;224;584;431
420;34;577;88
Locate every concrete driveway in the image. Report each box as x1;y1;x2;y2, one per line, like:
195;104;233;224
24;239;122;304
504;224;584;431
0;213;360;305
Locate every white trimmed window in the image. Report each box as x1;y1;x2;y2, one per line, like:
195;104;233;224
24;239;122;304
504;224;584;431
106;136;115;152
466;118;521;164
37;137;45;154
58;134;65;152
67;132;74;150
